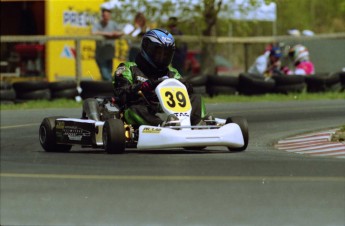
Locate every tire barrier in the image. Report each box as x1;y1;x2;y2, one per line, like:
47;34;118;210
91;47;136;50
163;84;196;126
13;81;51;101
185;75;208;95
271;75;306;94
305;73;342;93
186;75;208;87
49;80;78;100
0;81;16;103
206;75;238;97
337;71;345;91
51;88;79;99
80;81;114;99
206;85;237;97
16;89;51;100
238;73;275;95
2;71;344;104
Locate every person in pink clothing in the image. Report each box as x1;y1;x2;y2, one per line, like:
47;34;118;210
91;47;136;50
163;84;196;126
283;44;315;75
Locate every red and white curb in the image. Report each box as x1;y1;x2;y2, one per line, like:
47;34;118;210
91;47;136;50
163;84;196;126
275;129;345;159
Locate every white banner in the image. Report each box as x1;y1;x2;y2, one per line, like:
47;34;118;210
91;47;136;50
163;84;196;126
220;0;277;21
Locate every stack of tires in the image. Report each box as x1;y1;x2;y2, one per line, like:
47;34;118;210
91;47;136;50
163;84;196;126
80;81;114;99
271;75;306;94
338;72;345;91
238;73;275;95
185;75;208;95
206;75;238;97
304;73;342;92
13;81;51;102
49;80;79;100
0;81;16;104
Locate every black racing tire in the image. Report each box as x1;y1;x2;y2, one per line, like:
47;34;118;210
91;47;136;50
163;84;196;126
338;72;345;91
49;80;77;91
208;75;239;86
226;116;249;152
0;89;16;101
191;86;207;95
13;81;49;92
39;116;72;152
16;89;51;100
305;73;340;92
206;85;237;97
186;75;208;86
80;81;113;93
274;83;306;94
51;88;79;99
338;72;345;85
103;118;126;154
238;73;275;95
0;81;13;90
271;74;305;85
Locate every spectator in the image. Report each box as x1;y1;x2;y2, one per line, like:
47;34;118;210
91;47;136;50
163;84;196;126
283;44;315;75
123;12;149;61
167;17;187;75
92;6;124;81
248;44;282;77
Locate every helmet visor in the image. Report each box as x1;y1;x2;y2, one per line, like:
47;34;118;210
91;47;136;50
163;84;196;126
145;43;175;68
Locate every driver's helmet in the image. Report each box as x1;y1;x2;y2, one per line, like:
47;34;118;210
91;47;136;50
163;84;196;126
289;44;309;63
140;28;175;69
269;47;282;59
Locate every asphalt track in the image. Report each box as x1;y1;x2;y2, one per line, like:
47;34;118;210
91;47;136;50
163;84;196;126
1;99;345;226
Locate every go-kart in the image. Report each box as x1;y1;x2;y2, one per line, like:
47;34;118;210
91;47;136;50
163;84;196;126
39;78;248;153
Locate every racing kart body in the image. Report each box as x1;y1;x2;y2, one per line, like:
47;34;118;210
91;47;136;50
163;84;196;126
39;78;248;153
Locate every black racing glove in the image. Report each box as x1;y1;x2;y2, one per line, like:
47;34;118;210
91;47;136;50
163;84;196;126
133;79;160;93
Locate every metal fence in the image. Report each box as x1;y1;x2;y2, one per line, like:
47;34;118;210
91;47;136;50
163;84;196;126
1;33;345;82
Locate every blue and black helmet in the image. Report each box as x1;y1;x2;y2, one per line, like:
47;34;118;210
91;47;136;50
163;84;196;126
270;47;282;58
141;28;175;69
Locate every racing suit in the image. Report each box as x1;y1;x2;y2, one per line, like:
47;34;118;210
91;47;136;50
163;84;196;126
113;54;205;126
283;60;315;76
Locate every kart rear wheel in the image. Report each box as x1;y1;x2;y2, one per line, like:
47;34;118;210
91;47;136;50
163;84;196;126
39;116;72;152
103;119;126;154
226;116;249;152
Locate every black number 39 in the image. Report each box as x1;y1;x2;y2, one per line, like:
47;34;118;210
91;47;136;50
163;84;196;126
165;91;186;108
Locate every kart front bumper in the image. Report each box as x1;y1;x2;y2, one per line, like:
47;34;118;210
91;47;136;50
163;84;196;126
137;123;244;149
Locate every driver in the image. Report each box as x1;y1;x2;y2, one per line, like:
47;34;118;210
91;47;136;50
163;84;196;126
113;28;212;127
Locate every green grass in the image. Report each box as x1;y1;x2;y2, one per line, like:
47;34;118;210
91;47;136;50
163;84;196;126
339;125;345;132
0;91;344;110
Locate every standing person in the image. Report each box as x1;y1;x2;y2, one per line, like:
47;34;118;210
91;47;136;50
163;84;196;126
263;47;283;77
167;17;187;75
124;12;148;61
112;29;214;127
248;44;282;77
284;44;315;75
92;6;124;81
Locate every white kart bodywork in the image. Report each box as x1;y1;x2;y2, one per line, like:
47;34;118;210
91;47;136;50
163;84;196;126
52;79;246;151
135;78;245;149
136;123;244;149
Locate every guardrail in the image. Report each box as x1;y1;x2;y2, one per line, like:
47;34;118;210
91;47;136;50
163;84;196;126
1;33;345;82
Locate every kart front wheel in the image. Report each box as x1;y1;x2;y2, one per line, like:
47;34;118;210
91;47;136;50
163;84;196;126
103;119;125;154
39;116;72;152
226;116;249;152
